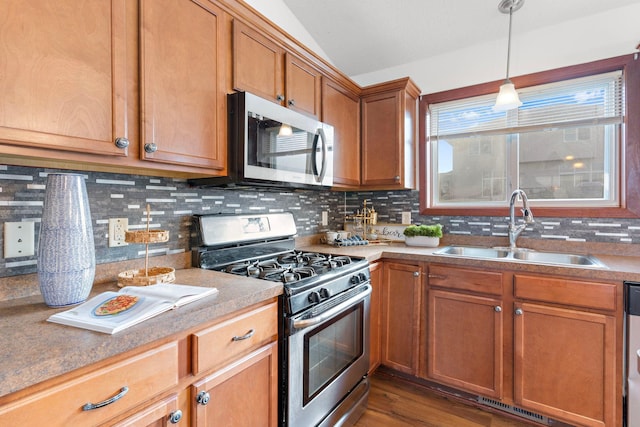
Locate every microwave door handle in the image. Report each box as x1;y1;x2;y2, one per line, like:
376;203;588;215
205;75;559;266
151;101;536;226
311;128;328;182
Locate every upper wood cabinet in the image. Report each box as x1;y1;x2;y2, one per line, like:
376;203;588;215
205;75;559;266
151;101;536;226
322;78;361;187
0;0;129;157
360;78;420;189
139;0;228;172
233;21;321;118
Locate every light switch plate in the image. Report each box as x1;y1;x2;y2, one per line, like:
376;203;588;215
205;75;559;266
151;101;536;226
4;221;35;258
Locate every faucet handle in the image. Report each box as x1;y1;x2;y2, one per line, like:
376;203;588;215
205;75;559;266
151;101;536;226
522;208;534;223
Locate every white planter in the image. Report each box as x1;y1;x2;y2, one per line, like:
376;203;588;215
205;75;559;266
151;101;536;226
404;236;440;247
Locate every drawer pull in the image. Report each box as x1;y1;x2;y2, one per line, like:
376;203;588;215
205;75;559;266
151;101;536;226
169;409;183;424
82;386;129;411
232;329;255;341
428;274;447;280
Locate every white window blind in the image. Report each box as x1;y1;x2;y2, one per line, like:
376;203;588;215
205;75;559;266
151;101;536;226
429;71;624;139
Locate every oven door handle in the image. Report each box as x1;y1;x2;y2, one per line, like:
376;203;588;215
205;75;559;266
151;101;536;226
292;284;371;330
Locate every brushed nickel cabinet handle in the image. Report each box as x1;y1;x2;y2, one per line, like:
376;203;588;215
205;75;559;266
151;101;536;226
276;94;285;102
82;386;129;411
494;306;502;312
114;137;129;149
288;99;295;107
169;409;183;424
232;328;255;341
515;308;524;315
144;142;158;153
428;274;447;280
196;391;210;406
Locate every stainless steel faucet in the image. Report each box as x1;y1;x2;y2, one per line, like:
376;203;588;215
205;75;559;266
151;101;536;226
508;189;534;249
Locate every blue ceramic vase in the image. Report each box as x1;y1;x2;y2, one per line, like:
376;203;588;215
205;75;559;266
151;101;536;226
37;174;96;307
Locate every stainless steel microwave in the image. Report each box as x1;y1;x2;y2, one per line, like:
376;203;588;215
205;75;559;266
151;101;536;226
191;91;334;189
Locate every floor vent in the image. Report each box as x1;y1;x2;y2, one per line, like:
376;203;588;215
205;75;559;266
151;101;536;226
477;396;549;424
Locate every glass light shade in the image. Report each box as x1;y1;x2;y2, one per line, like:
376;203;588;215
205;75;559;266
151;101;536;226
278;124;293;136
493;80;522;111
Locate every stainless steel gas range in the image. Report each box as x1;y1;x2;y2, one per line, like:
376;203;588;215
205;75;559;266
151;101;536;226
192;212;371;427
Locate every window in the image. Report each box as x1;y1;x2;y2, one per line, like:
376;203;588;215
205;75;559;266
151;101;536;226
419;54;640;218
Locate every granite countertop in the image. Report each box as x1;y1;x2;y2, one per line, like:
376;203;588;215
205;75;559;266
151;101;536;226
0;268;282;400
299;239;640;282
3;239;640;402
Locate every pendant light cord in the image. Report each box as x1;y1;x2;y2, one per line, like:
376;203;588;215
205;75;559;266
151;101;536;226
505;6;514;81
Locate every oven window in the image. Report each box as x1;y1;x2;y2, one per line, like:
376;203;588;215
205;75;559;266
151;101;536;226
303;303;363;404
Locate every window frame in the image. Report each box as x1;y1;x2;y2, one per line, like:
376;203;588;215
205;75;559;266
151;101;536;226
419;54;640;218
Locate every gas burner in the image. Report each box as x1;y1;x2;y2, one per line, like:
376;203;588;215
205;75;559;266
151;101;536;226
280;266;317;283
278;251;326;266
312;255;352;269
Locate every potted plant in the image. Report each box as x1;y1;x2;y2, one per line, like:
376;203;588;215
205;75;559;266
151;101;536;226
403;224;443;247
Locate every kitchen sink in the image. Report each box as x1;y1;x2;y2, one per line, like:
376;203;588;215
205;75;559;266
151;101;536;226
434;245;607;268
434;246;510;259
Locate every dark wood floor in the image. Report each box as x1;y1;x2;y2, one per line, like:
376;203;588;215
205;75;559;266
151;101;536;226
354;372;533;427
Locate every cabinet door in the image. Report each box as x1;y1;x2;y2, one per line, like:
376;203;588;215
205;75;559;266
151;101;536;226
140;0;227;171
361;91;402;187
368;262;383;373
322;78;361;187
428;289;504;398
381;262;422;375
192;343;278;427
233;21;284;105
514;302;616;427
285;53;321;118
0;0;128;157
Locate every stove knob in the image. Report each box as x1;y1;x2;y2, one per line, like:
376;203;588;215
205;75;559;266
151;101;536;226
308;291;321;304
319;288;331;299
350;275;361;285
358;272;368;282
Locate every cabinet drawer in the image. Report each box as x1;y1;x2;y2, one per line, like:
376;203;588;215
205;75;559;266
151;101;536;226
428;265;503;295
514;274;617;311
0;342;179;427
192;302;278;374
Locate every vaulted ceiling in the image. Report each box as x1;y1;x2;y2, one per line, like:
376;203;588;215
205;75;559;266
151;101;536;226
282;0;640;77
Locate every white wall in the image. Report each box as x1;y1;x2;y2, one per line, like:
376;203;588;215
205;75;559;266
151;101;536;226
244;1;640;95
241;0;334;65
351;3;640;93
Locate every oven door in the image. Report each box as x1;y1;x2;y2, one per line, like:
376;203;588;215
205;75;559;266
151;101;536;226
285;283;371;427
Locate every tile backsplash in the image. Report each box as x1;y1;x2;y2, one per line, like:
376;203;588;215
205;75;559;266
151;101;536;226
1;164;639;277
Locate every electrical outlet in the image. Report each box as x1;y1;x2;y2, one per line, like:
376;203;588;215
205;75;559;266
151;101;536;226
108;218;129;247
321;211;329;226
4;221;35;258
401;212;412;225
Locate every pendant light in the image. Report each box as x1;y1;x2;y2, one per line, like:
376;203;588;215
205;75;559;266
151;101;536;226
493;0;524;111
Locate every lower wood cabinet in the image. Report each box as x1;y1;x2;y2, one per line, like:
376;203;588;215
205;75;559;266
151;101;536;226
191;343;278;427
376;260;622;427
513;275;619;427
428;289;504;398
427;265;505;398
368;261;382;373
0;300;279;427
0;342;180;427
380;261;423;375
